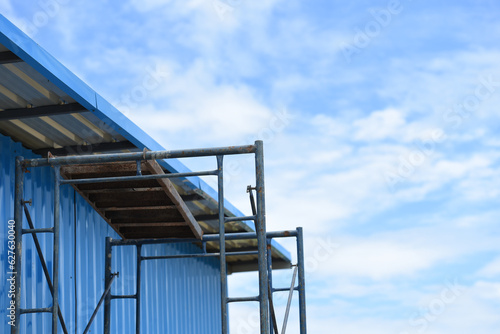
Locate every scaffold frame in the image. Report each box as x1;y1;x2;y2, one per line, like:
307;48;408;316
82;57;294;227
12;141;307;334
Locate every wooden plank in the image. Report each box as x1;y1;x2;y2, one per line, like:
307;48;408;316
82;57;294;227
119;225;194;239
102;205;176;212
60;170;126;239
94;198;173;209
81;187;163;194
113;222;187;227
110;213;184;224
77;179;161;190
58;160;206;239
61;162;145;176
90;191;174;207
145;159;204;239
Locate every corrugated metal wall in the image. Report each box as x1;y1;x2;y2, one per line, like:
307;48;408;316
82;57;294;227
0;133;222;333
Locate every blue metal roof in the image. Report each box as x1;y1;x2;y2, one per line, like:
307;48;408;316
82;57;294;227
0;14;291;268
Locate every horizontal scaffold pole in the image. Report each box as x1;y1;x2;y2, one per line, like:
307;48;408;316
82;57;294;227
22;144;257;167
109;230;299;247
141;250;259;261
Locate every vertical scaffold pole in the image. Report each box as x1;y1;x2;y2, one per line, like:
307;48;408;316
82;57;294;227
12;157;24;334
217;155;228;334
255;140;270;333
52;166;61;334
267;238;278;334
136;244;142;334
104;237;112;334
297;227;307;334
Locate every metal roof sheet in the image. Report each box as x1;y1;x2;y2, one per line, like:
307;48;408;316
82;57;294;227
0;14;291;272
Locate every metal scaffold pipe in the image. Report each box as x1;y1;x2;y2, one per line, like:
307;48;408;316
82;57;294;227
23;145;257;167
11;157;24;334
255;140;270;333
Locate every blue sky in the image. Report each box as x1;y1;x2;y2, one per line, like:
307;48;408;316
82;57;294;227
3;0;500;332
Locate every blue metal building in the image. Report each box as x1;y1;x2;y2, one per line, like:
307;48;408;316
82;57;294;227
0;14;305;334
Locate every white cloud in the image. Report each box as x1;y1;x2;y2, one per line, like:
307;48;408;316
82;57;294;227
311;113;350;138
354;108;406;141
391;153;495;203
304;215;500;281
126;60;274;145
308;230;450;281
421;281;500;332
477;256;500;278
128;0;173;12
327;240;438;279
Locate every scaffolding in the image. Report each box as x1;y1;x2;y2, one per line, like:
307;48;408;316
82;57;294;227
12;141;307;333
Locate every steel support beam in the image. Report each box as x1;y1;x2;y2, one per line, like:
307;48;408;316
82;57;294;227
0;51;22;64
0;103;87;121
33;141;137;157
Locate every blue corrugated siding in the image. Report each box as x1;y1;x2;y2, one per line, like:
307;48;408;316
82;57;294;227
0;133;221;333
